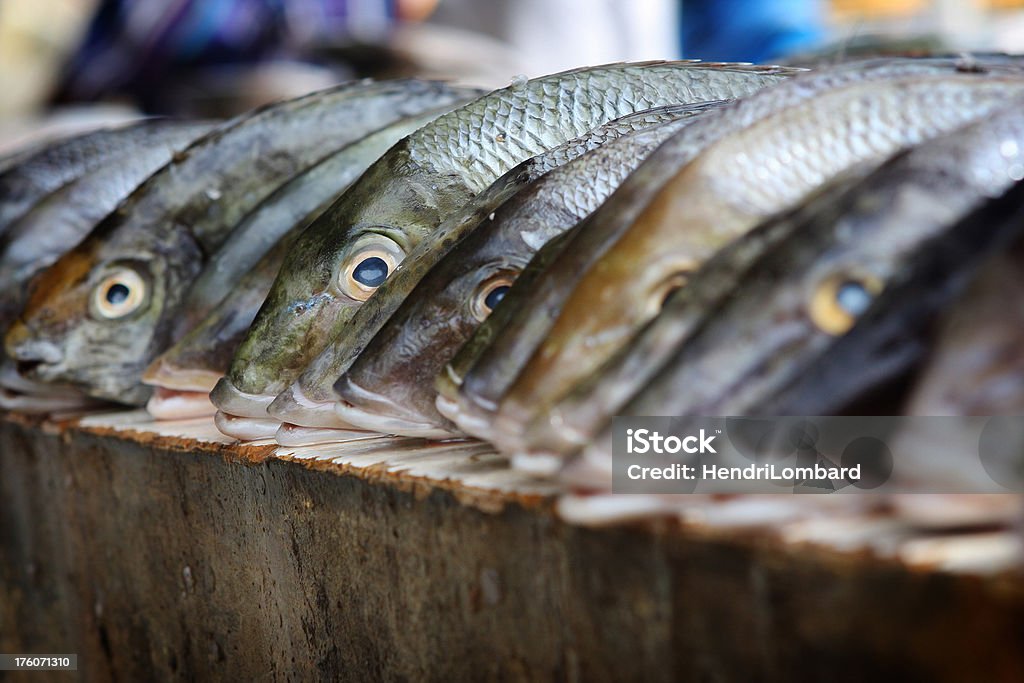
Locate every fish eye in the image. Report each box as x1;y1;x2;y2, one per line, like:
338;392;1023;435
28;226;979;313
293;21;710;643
648;269;691;315
91;267;147;320
339;235;405;301
808;272;883;335
471;274;517;322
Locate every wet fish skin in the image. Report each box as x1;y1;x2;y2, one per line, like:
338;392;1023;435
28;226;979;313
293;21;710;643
274;101;727;434
904;241;1024;416
514;168;876;464
583;108;1024;459
330;111;714;437
215;61;799;424
144;106;466;420
170;106;453;342
488;69;1024;453
0;121;214;332
0;120;193;235
5;79;480;404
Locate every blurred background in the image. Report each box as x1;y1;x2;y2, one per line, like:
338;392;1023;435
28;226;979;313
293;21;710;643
2;0;1023;152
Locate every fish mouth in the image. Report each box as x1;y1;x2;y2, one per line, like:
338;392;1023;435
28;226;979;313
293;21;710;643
213;410;281;442
0;358;101;413
434;393;494;441
334;375;460;439
209;377;277;418
275;422;380;447
268;382;360;429
509;452;565;477
146;387;216;420
142;357;222;393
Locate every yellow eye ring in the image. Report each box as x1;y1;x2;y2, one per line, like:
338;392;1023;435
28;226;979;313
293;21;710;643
339;237;404;301
471;274;517;322
91;268;147;320
808;272;883;336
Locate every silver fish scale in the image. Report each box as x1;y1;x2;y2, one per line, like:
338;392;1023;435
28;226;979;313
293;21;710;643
406;64;794;194
706;77;1024;218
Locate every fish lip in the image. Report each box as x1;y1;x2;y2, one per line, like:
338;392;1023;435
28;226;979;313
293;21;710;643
8;338;64;366
268;382;362;429
213;410;281;441
334;375;459;438
0;386;101;414
434;393;494;440
274;422;379;447
146;387;216;420
510;452;565;477
209;377;277;418
142;357;222;393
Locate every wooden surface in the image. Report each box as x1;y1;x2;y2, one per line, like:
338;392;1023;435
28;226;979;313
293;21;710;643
2;412;1024;682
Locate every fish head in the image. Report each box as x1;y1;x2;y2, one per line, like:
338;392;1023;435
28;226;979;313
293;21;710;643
216;155;460;415
334;256;520;436
4;224;201;404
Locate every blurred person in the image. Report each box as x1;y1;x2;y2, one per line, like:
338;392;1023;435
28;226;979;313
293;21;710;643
51;0;440;115
680;0;824;62
427;0;680;77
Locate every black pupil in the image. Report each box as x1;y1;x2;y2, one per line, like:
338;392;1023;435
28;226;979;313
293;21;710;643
836;280;872;316
106;283;131;306
484;285;509;311
352;257;389;287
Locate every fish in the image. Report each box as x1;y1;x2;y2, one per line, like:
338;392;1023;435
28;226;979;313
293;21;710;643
434;58;1013;441
903;240;1024;416
573;111;1024;478
0;120;201;235
0;121;214;332
5;79;481;405
271;102;729;441
210;61;799;439
328;111;717;438
485;62;1024;455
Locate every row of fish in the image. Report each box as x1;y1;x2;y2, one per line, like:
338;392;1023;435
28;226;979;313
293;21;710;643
2;57;1024;495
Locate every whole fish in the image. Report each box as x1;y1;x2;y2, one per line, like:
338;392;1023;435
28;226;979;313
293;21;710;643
0;120;194;235
904;241;1024;416
4;80;481;404
573;118;1024;476
210;61;798;438
142;106;494;419
329;112;715;438
271;102;729;440
0;121;214;331
435;57;1019;441
486;64;1024;454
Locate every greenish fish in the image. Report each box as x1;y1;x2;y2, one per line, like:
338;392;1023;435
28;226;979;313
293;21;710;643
210;61;800;439
5;79;480;404
481;62;1024;455
270;102;728;442
328;111;718;438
